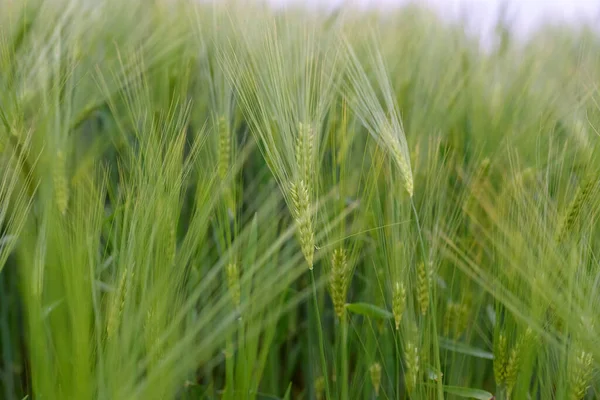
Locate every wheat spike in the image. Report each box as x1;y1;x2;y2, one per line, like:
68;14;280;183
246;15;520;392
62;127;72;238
389;140;413;197
217;116;231;180
556;176;596;241
443;301;470;338
226;263;241;307
53;150;69;215
416;262;430;316
504;327;534;394
314;376;325;400
455;303;470;338
382;123;413;197
569;347;594;400
145;307;162;363
370;362;382;396
106;268;132;340
494;332;507;385
291;122;316;268
463;157;490;211
392;281;406;330
329;248;348;319
404;340;420;394
290;180;314;269
443;303;455;337
296;122;314;182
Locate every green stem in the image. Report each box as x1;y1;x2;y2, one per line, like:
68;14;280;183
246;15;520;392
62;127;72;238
341;312;349;400
495;385;507;400
410;200;444;400
394;332;401;400
224;335;234;400
311;269;331;400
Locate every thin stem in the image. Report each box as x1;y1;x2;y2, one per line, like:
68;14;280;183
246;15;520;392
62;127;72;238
394;331;401;400
341;312;349;400
224;335;234;400
410;199;444;400
495;386;507;400
311;269;331;400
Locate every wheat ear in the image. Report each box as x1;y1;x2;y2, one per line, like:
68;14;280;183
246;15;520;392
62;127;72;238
392;282;406;330
53;150;69;215
329;248;349;319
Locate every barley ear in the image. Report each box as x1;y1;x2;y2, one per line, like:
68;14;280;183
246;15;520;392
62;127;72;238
296;122;314;183
568;347;594;400
556;176;595;242
290;180;314;269
382;123;413;197
455;303;470;338
106;269;132;340
389;140;413;197
329;248;348;319
404;340;420;394
417;262;429;316
443;303;455;337
416;262;430;316
505;327;534;394
392;282;406;330
217;116;231;180
493;332;507;385
145;307;162;363
314;376;325;400
53;150;69;215
370;362;382;397
226;263;241;307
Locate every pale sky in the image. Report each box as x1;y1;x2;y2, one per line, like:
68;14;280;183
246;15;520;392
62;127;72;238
269;0;600;40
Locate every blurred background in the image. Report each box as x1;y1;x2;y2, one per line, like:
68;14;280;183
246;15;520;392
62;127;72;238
269;0;600;43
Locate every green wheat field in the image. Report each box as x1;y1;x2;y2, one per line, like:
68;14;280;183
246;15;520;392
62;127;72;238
1;1;599;399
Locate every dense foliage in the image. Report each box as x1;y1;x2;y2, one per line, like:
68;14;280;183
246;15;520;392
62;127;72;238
0;1;599;399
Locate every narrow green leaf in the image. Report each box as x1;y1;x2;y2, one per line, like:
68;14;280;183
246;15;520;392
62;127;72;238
345;302;393;319
439;337;494;360
443;385;493;400
0;235;17;250
282;382;292;400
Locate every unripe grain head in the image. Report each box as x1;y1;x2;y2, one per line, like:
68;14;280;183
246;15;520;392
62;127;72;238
226;263;241;307
290;180;314;269
392;281;406;330
53;150;69;215
329;248;348;319
370;362;382;396
569;346;594;400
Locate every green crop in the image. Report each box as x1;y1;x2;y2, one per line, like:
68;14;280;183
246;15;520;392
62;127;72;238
0;1;598;399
